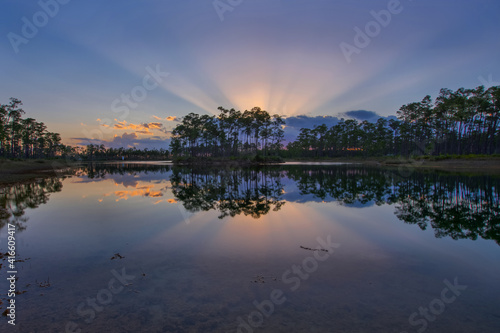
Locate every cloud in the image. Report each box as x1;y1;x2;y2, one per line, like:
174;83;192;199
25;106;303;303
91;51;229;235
72;132;171;150
107;132;170;149
103;120;170;135
136;130;153;135
142;122;163;130
282;112;397;142
152;115;179;122
285;115;342;129
339;110;398;122
112;120;144;130
114;185;164;201
71;137;103;146
341;110;380;121
283;115;342;142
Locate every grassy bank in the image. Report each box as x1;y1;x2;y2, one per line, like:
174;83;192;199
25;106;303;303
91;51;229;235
375;154;500;171
0;159;79;184
285;154;500;171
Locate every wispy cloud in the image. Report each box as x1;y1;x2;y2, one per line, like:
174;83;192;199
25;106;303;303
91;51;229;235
96;119;170;136
72;132;170;149
152;115;179;122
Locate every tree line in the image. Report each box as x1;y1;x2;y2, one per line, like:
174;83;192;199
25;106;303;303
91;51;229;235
0;98;64;158
0;97;169;161
82;144;168;161
285;85;500;158
6;84;499;161
170;107;285;159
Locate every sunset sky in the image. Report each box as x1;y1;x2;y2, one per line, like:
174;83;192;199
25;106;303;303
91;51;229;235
1;0;499;148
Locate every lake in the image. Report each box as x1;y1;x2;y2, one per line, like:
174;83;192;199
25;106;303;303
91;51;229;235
1;163;499;332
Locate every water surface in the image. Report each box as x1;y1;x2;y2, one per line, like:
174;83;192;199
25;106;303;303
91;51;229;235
1;163;499;332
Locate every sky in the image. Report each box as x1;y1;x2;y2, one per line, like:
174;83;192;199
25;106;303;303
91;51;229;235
1;0;499;148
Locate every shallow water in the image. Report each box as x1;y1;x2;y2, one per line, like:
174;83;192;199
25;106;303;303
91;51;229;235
1;163;499;332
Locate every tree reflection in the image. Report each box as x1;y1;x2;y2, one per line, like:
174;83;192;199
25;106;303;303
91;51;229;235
0;178;63;231
170;167;286;219
393;172;500;244
81;162;172;179
285;166;397;206
3;163;498;246
169;165;499;244
285;165;500;245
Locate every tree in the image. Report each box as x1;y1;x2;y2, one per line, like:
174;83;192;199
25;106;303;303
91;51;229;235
170;106;286;160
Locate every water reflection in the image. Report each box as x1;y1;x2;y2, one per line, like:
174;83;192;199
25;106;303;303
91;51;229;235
3;164;498;246
4;163;498;333
82;162;172;180
170;167;286;219
172;165;500;245
0;178;63;231
393;172;500;245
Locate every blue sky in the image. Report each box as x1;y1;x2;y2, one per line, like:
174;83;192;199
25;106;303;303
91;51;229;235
1;0;499;148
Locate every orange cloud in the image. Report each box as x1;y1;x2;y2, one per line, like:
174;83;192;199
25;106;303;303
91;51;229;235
97;181;172;203
147;122;163;129
152;115;178;122
110;120;166;136
114;185;164;201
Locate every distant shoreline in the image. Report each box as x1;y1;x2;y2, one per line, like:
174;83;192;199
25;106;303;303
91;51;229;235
1;155;499;185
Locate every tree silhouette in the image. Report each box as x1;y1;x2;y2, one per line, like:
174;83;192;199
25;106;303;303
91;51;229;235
170;107;285;159
286;85;500;158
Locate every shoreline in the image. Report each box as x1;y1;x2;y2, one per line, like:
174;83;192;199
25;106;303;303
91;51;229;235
0;159;79;185
1;156;499;185
378;158;500;170
284;156;500;173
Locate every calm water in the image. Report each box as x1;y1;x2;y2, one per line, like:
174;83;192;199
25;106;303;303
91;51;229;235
1;163;499;333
